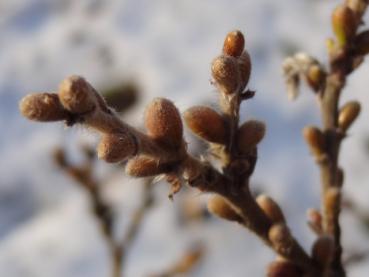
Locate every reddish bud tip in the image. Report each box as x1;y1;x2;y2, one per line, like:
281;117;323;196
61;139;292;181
223;30;245;57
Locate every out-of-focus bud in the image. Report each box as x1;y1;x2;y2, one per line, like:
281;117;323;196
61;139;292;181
346;0;368;18
312;235;334;267
332;5;357;47
307;208;323;235
267;260;301;277
282;57;300;100
207;195;242;222
237;120;266;153
355;30;369;55
268;223;293;255
223;30;245;57
338;101;361;131
59;75;96;113
184;106;227;144
145;98;183;149
19;93;68;121
102;82;139;113
302;126;326;157
211;55;240;95
256;194;286;223
306;64;325;92
326;38;337;56
97;133;136;163
238;51;252;91
125;155;170;177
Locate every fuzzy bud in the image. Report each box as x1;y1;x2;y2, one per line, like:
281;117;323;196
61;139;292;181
267;260;301;277
302;126;326;157
237;120;266;153
19;93;68;122
238;51;252;91
184;106;227;144
223;30;245;57
145;98;183;149
207;195;242;222
59;75;96;114
338;101;361;131
355;30;369;55
256;195;285;223
125;155;170;177
97;133;136;163
211;55;240;94
312;235;334;267
332;5;357;47
268;224;294;255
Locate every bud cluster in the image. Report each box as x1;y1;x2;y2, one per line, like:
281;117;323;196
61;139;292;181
211;30;251;95
19;29;343;275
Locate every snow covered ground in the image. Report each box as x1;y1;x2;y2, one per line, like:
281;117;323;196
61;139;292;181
0;0;369;276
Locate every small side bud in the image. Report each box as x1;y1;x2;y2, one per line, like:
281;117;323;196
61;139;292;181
238;51;252;91
307;208;323;235
306;65;325;92
145;98;183;149
267;260;301;277
355;30;369;55
332;5;357;47
223;30;245;57
211;55;239;95
237;120;266;153
269;224;295;258
302;126;326;157
207;195;242;222
256;195;286;223
59;75;96;114
312;235;334;267
338;101;361;131
184;106;227;144
97;133;136;163
19;93;68;121
125;155;170;177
